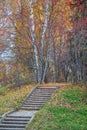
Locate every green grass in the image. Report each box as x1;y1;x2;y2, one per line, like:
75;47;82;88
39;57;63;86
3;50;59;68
0;84;35;116
0;85;10;95
56;87;87;109
27;86;87;130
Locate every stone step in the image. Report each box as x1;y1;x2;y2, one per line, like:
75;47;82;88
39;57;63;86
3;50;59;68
33;90;55;93
30;94;51;97
27;97;49;100
0;124;25;128
31;92;52;95
36;89;56;91
28;94;51;96
4;117;30;121
27;97;50;100
30;93;52;96
33;90;55;92
23;104;42;107
6;115;31;118
36;87;56;90
27;98;50;101
25;100;46;103
31;93;53;96
27;97;49;99
21;106;40;110
21;105;41;108
26;99;48;102
25;100;48;103
1;120;28;124
24;102;45;105
0;128;24;130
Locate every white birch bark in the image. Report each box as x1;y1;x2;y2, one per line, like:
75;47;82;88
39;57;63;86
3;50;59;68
41;0;50;49
42;23;53;82
28;0;50;83
29;0;40;82
40;0;50;81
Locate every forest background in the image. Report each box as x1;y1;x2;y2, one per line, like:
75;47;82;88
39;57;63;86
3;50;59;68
0;0;87;87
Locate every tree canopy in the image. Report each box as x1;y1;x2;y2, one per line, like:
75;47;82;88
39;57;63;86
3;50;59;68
0;0;87;85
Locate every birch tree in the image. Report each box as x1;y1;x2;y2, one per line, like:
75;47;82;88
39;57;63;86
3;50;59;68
28;0;50;83
28;0;40;82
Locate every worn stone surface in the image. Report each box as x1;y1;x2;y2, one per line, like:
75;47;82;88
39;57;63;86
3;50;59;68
8;110;36;117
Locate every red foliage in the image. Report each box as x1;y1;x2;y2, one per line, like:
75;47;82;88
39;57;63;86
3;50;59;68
53;0;57;5
70;0;86;9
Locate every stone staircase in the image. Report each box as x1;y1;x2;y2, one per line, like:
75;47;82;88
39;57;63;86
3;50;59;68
21;87;56;111
0;110;35;130
0;86;58;130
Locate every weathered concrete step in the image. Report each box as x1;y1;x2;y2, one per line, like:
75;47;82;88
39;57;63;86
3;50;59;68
26;98;50;101
2;120;28;124
33;89;55;92
24;102;45;105
36;87;56;89
30;94;51;97
0;124;25;128
31;93;52;95
21;107;40;110
23;104;43;107
0;128;24;130
27;97;50;100
25;100;47;103
6;115;31;118
26;99;48;102
4;117;30;121
35;89;56;92
31;93;54;96
29;94;51;96
34;89;55;91
33;93;53;96
21;106;41;108
33;90;55;93
24;102;42;105
27;97;49;100
7;110;35;117
26;98;48;101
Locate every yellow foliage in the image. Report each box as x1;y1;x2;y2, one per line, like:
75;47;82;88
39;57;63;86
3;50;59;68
16;20;22;30
0;84;35;116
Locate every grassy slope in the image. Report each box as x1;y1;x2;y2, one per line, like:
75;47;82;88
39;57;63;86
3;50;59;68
0;84;35;116
27;84;87;130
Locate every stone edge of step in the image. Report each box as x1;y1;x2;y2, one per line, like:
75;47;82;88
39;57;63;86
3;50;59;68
0;110;16;123
25;113;36;129
19;86;38;109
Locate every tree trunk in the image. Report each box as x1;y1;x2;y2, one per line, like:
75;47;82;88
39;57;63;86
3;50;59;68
40;0;50;82
29;0;40;82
